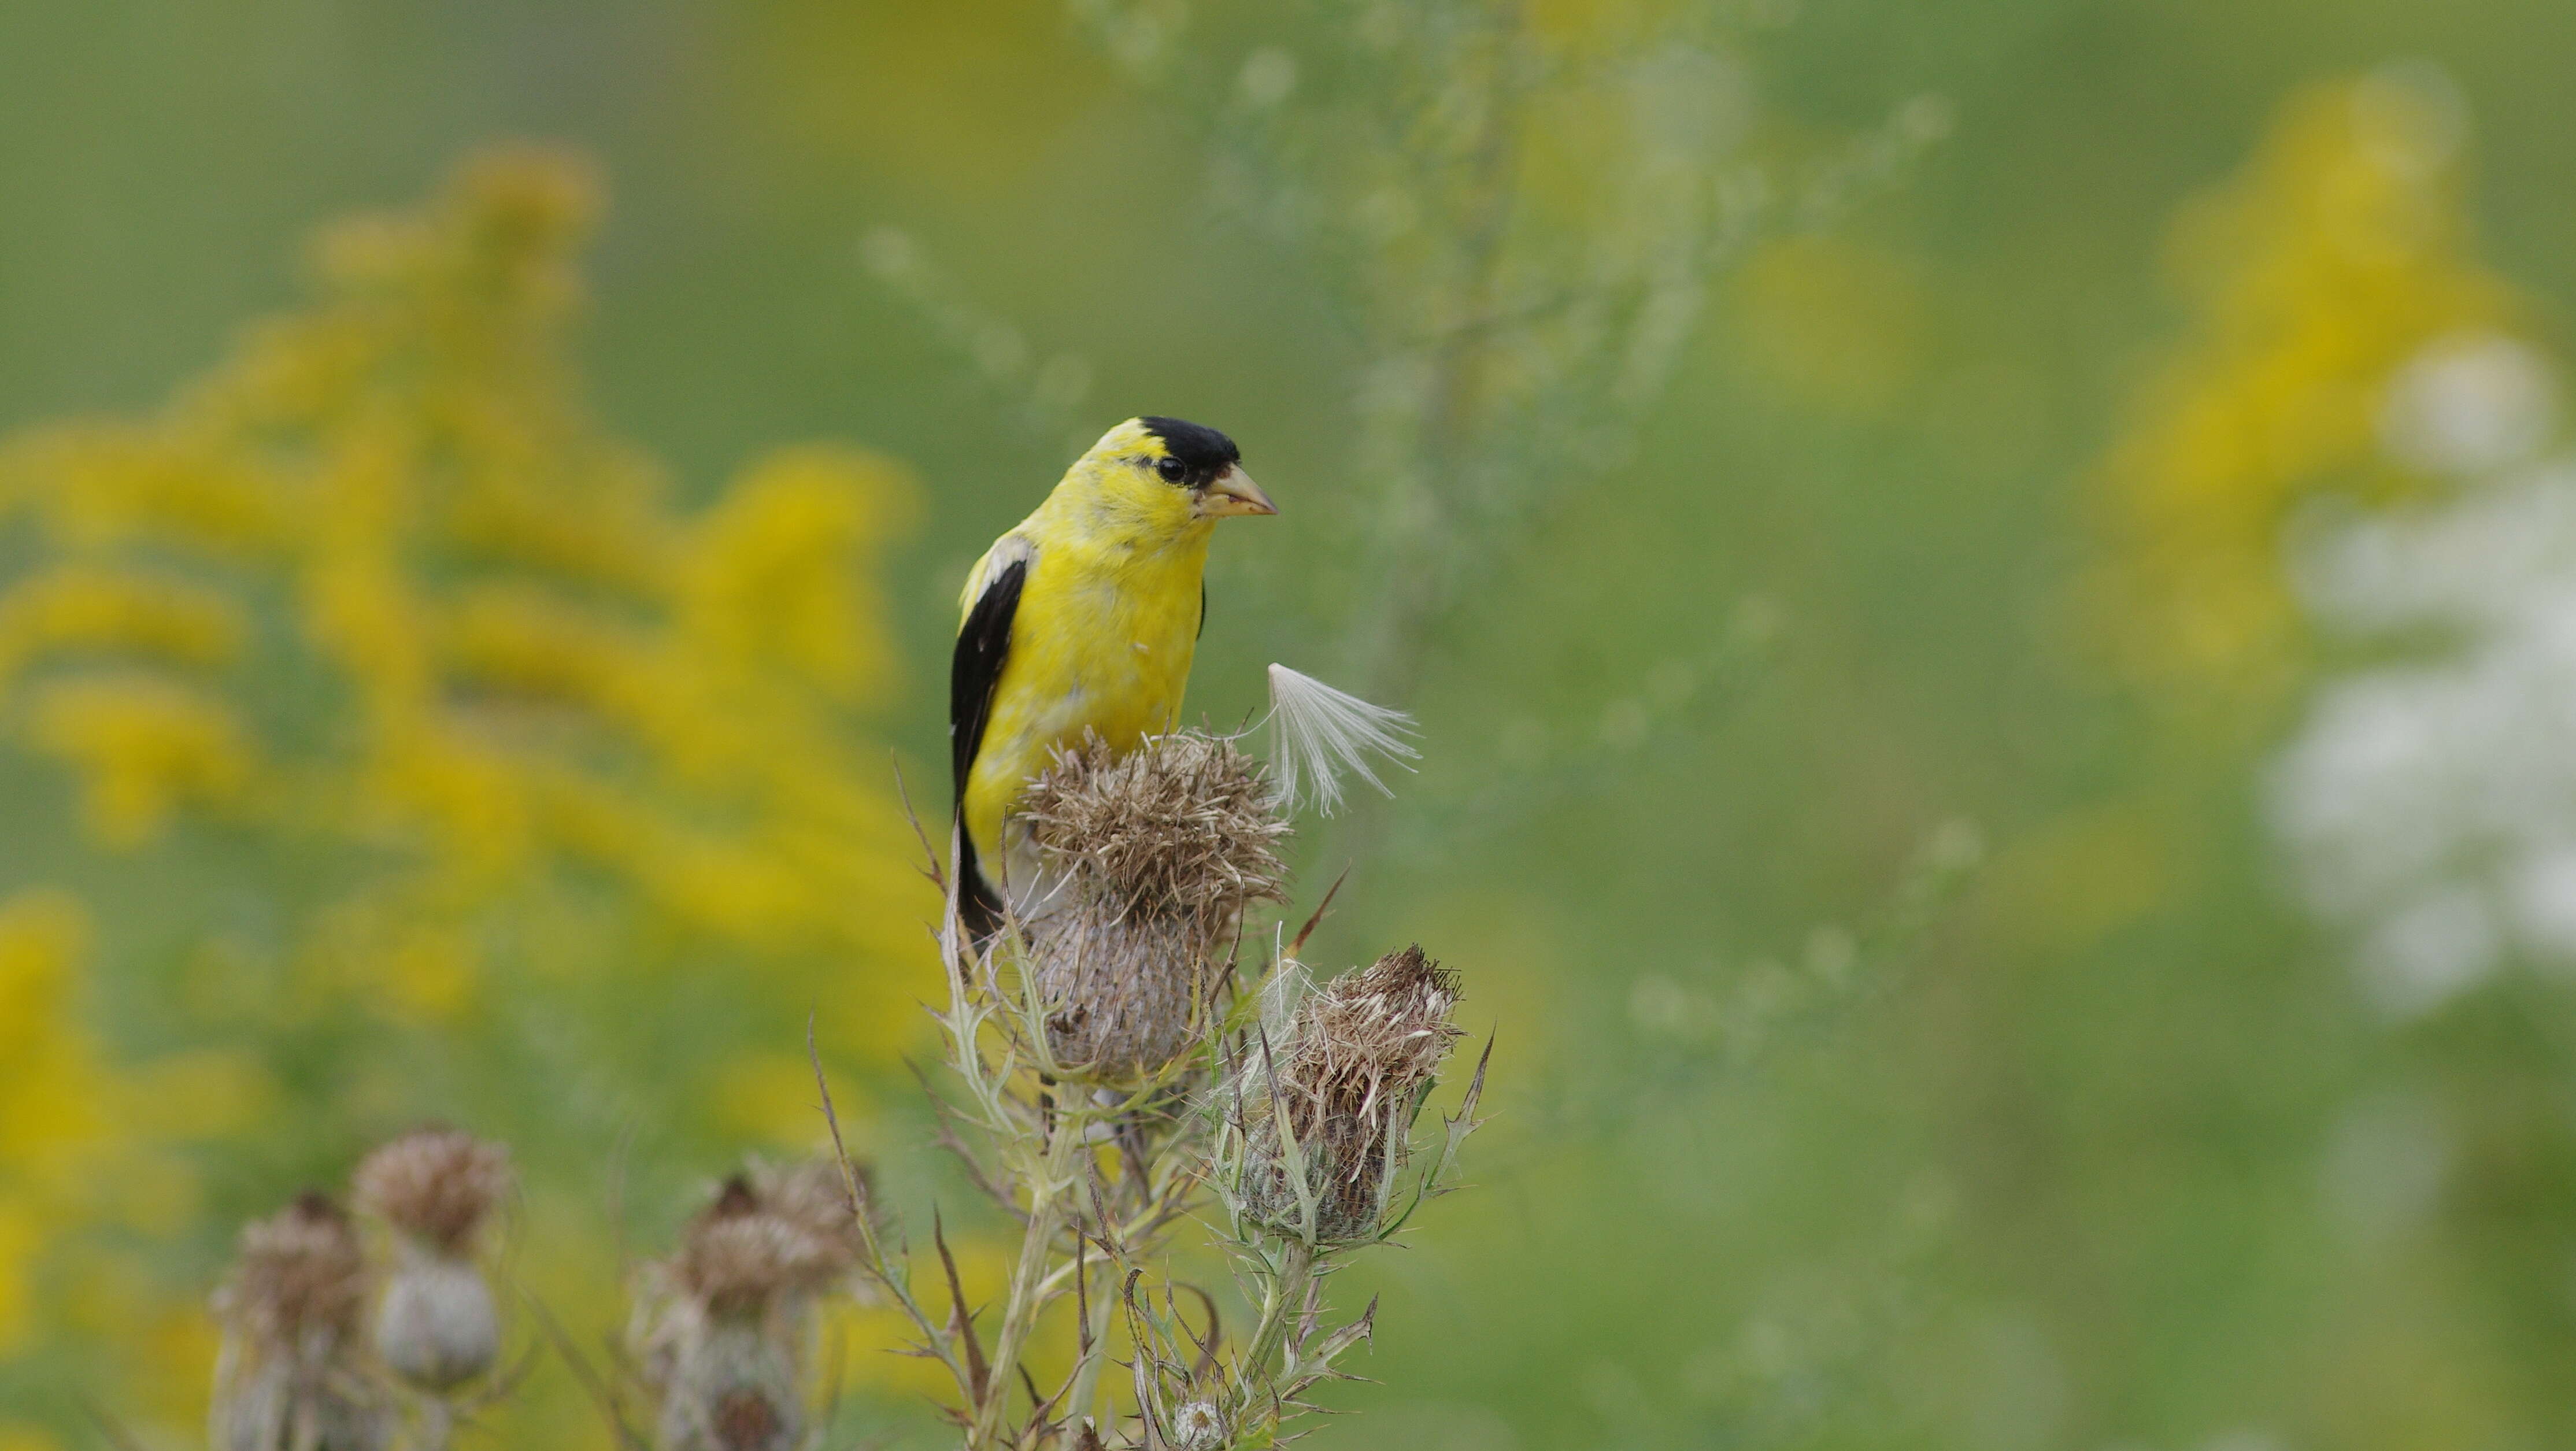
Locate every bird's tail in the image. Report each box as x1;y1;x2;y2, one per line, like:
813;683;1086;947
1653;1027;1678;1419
954;815;1005;947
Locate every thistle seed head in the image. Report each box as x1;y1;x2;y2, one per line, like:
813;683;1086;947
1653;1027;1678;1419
1020;731;1291;920
1167;1400;1226;1451
1240;945;1463;1242
1018;731;1290;1077
216;1191;370;1352
351;1127;513;1254
741;1156;863;1260
671;1172;853;1320
211;1193;390;1451
1285;945;1461;1097
635;1169;852;1451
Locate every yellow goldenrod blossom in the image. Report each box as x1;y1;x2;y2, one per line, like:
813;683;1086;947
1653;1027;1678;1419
0;146;931;1021
25;673;257;846
0;893;117;1354
0;147;936;1442
2087;70;2521;705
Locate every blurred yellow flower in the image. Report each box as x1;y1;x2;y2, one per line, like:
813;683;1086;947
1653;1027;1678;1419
0;145;932;1027
0;893;115;1355
0;148;938;1438
2087;70;2521;705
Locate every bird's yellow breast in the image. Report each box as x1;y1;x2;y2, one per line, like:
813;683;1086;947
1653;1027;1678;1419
961;521;1212;884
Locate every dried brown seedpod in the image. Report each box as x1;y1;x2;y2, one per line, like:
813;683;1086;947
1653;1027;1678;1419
210;1191;388;1451
1016;731;1290;1077
635;1165;858;1451
217;1190;371;1352
349;1127;514;1394
1238;946;1464;1242
351;1127;513;1255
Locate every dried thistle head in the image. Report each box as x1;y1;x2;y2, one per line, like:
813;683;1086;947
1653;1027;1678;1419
671;1173;854;1321
216;1190;371;1353
1239;946;1464;1242
742;1157;864;1260
212;1192;390;1451
351;1127;513;1255
1017;731;1290;1076
1020;731;1291;919
636;1168;854;1451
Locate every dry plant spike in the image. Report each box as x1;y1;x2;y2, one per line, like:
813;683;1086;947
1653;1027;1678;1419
809;1018;872;1227
907;1057;1024;1219
894;753;949;891
934;1212;993;1401
1289;867;1350;958
524;1291;650;1451
1309;1298;1376;1371
1074;1234;1092;1358
1015;1360;1058;1438
1176;1285;1223;1381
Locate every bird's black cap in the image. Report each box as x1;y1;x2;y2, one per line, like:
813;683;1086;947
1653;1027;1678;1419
1138;416;1241;487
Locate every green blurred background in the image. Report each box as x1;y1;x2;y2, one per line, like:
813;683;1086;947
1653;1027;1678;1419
8;1;2576;1448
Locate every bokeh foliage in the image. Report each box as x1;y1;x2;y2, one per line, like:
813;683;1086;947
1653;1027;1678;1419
7;1;2576;1450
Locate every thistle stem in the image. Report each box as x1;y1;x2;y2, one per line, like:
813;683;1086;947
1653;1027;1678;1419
419;1397;453;1451
1239;1239;1317;1387
973;1101;1085;1449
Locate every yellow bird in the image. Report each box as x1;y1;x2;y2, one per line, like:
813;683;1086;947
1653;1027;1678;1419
950;416;1276;938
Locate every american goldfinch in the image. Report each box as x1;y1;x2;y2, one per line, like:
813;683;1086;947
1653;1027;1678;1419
950;416;1276;938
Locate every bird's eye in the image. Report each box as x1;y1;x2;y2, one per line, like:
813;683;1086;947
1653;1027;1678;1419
1154;456;1186;484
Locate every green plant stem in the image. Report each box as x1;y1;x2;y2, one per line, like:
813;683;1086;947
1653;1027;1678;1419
419;1397;453;1451
1239;1239;1318;1389
972;1105;1086;1449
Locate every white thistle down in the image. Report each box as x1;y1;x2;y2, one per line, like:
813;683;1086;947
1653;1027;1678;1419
1263;664;1419;816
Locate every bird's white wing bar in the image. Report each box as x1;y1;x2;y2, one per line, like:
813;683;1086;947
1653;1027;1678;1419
1263;663;1419;817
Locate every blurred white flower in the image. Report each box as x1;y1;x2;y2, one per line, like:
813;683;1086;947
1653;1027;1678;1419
2270;333;2576;1016
2380;331;2558;478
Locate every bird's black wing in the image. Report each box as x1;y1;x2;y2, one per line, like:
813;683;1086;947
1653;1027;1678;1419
1198;579;1207;641
950;553;1028;940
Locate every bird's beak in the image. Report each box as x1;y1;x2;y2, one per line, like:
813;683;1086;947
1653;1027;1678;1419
1195;465;1277;519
